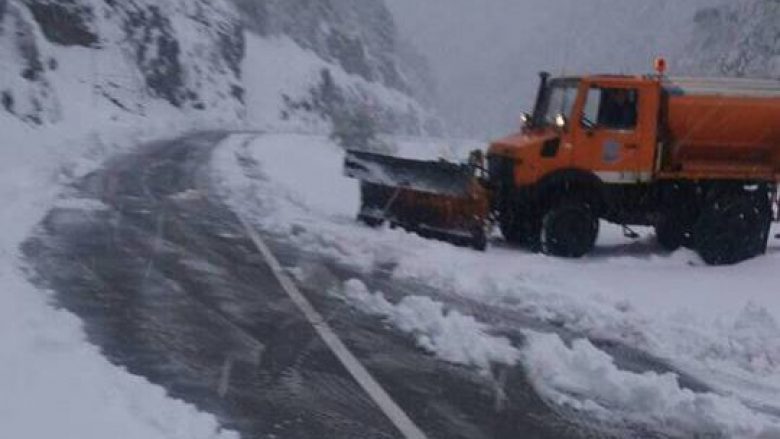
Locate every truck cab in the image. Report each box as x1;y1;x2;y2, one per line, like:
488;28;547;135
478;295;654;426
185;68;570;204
487;73;777;264
488;74;662;188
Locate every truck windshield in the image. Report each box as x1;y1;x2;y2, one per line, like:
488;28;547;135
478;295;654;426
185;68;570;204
537;80;580;126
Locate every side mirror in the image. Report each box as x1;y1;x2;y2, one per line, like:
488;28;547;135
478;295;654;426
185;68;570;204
468;149;487;177
468;149;484;167
581;115;596;130
554;113;568;130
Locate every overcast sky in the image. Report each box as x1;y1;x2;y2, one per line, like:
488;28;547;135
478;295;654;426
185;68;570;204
388;0;720;138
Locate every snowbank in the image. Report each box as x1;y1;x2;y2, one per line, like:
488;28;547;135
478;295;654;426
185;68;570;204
343;279;520;371
522;331;780;438
213;132;780;436
0;267;237;439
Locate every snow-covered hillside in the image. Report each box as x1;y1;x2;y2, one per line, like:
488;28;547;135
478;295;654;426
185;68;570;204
0;0;437;139
242;34;438;140
234;0;440;137
234;0;411;92
688;0;780;78
214;133;780;438
2;0;244;124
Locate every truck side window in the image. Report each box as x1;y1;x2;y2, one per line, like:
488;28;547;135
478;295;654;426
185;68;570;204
582;87;639;131
582;88;602;129
597;88;639;130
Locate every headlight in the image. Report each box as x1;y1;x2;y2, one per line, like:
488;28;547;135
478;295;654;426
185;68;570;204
519;113;531;127
554;113;567;129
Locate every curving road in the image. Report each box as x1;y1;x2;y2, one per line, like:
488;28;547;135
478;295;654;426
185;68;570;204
22;132;686;438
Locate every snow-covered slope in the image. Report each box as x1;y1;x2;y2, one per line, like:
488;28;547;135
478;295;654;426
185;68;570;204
242;34;438;138
687;0;780;78
0;0;437;138
233;0;413;94
2;0;244;125
234;0;441;137
213;132;780;438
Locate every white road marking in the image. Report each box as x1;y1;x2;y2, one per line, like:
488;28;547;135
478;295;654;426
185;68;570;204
237;214;428;439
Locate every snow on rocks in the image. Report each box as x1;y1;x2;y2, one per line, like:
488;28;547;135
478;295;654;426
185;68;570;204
241;33;437;137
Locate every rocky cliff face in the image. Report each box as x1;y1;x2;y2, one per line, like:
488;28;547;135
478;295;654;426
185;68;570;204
688;0;780;78
231;0;438;136
0;0;436;137
232;0;408;93
0;0;244;125
0;1;58;124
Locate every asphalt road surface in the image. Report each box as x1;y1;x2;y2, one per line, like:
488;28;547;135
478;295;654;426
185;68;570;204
22;132;694;438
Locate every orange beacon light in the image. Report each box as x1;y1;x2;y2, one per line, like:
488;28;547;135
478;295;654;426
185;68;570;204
654;57;668;76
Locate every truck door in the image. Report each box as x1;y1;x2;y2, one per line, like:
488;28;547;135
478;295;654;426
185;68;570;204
572;84;656;184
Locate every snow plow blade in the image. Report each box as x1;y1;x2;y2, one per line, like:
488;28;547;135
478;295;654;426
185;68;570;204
343;150;490;250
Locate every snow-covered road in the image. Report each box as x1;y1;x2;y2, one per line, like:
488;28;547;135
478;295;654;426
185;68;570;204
25;132;604;439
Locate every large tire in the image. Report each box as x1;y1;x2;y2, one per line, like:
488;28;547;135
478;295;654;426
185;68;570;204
655;211;690;251
694;192;771;266
357;182;387;228
357;213;384;228
471;226;488;252
541;200;599;258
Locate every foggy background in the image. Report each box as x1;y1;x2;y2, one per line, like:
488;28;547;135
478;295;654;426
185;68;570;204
388;0;721;139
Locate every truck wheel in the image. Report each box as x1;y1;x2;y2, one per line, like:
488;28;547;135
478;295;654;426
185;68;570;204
655;213;687;251
471;226;488;252
694;192;771;265
541;200;599;258
357;213;384;228
358;182;387;228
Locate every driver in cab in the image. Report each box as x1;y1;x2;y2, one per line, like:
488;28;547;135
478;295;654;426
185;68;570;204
599;89;638;130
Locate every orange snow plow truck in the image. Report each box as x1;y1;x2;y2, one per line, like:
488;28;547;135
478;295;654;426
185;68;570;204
344;71;780;265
